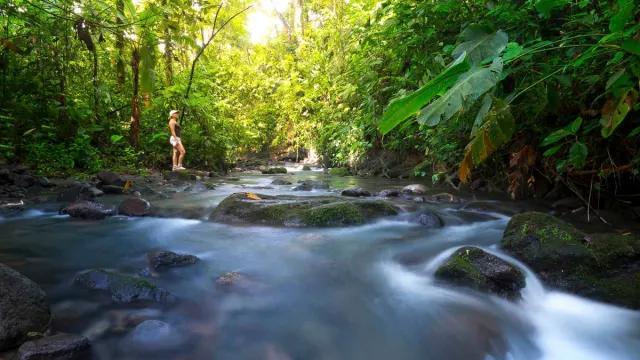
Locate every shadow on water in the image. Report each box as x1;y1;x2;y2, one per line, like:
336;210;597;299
1;169;639;359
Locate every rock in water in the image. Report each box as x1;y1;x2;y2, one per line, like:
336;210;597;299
0;263;51;351
73;269;174;304
302;165;311;171
435;247;525;300
125;320;185;352
60;201;114;220
261;167;287;174
341;188;371;197
271;179;292;185
415;212;443;228
97;172;126;187
215;272;255;292
209;193;398;227
402;184;427;195
147;250;199;271
502;212;640;309
377;189;400;197
118;198;151;217
17;333;90;360
292;180;329;191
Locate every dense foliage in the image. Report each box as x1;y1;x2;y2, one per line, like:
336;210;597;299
1;0;639;198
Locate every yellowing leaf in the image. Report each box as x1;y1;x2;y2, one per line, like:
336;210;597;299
245;192;262;200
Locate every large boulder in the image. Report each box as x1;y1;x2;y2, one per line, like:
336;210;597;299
435;247;525;300
0;263;51;351
73;269;174;304
118;198;151;217
57;183;103;203
60;201;114;220
97;172;126;187
147;250;199;271
210;193;398;227
501;212;640;308
16;333;90;360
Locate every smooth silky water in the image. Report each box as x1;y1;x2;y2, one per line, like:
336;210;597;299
1;168;639;359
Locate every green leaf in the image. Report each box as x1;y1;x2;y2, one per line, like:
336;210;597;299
543;144;563;157
379;54;471;135
535;0;570;18
418;58;503;126
472;94;493;136
452;26;508;65
600;90;635;138
541;117;582;146
110;134;124;144
609;0;634;33
459;98;514;182
621;39;640;56
503;42;524;62
568;141;588;169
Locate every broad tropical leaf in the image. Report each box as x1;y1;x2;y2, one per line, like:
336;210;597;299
621;39;640;56
600;90;636;138
452;26;508;65
502;42;524;63
609;0;634;33
459;99;514;182
418;58;503;127
568;141;588;169
379;54;470;135
541;117;582;146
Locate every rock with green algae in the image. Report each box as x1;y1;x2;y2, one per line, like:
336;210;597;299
501;211;640;309
261;167;287;174
209;192;398;227
435;247;525;300
73;269;175;304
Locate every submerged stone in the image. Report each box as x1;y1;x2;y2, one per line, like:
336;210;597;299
501;212;640;309
435;247;525;300
341;188;371;197
17;333;90;360
118;198;151;217
209;193;398;227
73;269;174;304
147;250;199;271
0;263;51;351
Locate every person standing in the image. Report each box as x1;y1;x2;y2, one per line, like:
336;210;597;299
168;110;186;171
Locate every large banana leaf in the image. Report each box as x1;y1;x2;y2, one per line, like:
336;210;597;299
418;58;503;127
378;54;470;135
452;26;508;65
459;98;514;182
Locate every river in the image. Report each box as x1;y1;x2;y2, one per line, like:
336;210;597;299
1;167;639;359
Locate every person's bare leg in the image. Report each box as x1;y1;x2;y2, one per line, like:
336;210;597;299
172;148;178;169
177;143;186;168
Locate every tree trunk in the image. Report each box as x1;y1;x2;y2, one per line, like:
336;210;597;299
115;0;125;88
162;2;174;85
129;48;140;148
293;0;304;43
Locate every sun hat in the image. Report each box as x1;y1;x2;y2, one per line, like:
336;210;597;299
169;110;180;118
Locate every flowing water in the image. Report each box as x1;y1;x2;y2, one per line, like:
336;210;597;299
1;167;639;359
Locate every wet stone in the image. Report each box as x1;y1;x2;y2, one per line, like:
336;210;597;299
17;333;91;360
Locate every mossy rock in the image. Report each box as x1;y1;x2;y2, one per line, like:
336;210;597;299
501;212;640;309
302;165;312;171
435;247;525;300
328;167;350;176
502;212;592;272
261;167;287;174
73;269;174;304
209;193;398;227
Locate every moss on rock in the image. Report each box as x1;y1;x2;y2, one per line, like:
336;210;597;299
210;193;398;227
261;167;287;174
501;211;640;309
435;247;525;300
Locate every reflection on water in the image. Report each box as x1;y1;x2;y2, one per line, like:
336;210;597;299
0;171;638;359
